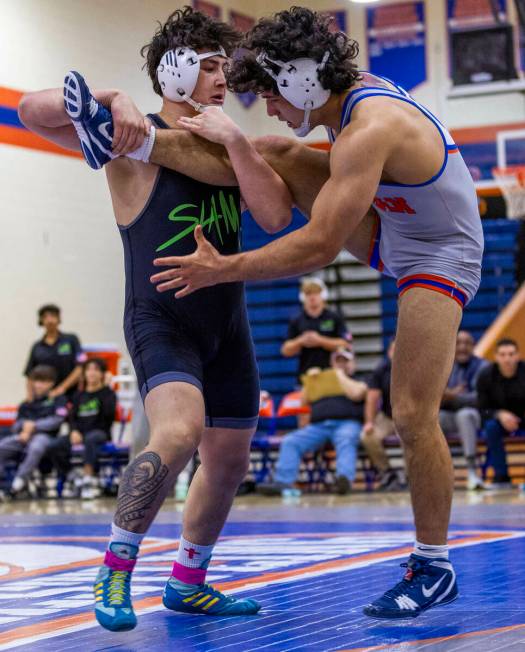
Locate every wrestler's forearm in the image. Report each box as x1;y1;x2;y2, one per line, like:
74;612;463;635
222;222;337;283
225;134;292;233
19;87;127;150
151;129;238;186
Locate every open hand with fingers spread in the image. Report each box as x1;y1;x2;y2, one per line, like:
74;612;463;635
151;225;229;298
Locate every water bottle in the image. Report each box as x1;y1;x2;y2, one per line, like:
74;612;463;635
282;487;302;498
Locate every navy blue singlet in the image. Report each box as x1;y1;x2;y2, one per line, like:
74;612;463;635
119;114;259;429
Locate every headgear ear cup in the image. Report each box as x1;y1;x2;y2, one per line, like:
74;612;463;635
156;46;227;112
256;51;330;136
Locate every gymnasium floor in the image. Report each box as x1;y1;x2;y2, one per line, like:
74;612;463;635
0;490;523;651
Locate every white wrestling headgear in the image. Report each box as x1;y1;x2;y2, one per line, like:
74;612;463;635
157;46;227;112
299;277;329;303
256;51;331;137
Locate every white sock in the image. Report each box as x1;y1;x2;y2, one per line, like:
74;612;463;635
176;535;214;569
414;540;449;560
126;125;156;163
109;523;145;555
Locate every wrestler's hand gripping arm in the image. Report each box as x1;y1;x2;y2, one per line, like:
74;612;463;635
177;107;293;233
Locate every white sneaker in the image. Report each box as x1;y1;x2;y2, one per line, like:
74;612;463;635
81;477;100;500
467;471;484;491
10;476;25;494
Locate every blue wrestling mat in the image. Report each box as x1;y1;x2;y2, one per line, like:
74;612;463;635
0;520;523;651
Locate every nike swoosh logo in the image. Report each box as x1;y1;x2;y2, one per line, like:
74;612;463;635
422;575;446;598
98;122;112;141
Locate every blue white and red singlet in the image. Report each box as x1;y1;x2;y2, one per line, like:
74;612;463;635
327;72;484;308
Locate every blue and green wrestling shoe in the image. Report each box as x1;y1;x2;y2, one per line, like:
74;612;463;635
63;70;114;170
93;546;138;631
163;577;261;616
363;554;458;619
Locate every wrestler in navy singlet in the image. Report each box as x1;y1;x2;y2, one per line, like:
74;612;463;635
119;115;259;429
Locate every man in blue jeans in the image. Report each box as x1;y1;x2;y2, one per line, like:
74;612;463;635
477;338;525;486
259;350;367;496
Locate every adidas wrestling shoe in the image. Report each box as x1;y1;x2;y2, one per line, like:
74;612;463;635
363;554;458;619
163;578;261;616
63;71;114;170
93;546;137;632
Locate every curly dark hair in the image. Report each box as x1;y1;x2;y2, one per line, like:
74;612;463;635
227;6;361;95
141;6;241;96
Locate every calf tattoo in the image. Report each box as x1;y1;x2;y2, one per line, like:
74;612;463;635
114;451;170;530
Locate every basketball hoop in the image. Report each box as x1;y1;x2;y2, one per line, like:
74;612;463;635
493;165;525;219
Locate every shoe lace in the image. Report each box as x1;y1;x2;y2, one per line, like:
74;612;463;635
383;560;427;600
107;570;130;606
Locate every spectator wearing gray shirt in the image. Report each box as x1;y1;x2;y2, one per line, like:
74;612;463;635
439;331;486;490
0;365;68;497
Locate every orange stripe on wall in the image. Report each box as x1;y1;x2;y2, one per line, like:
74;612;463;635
309;122;525;147
0;86;24;109
309;141;331;151
451;122;525;145
0;125;83;159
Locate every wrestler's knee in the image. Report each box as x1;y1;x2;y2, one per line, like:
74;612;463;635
392;399;438;448
148;424;201;463
203;451;250;488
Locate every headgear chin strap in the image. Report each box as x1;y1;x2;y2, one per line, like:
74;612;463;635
256;51;330;137
157;46;227;112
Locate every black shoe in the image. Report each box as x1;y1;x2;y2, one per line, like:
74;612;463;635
257;482;291;496
493;474;511;484
334;475;351;495
378;470;405;492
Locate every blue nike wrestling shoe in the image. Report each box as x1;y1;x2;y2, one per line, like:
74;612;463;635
163;578;261;616
93;545;137;632
363;554;458;619
63;70;114;170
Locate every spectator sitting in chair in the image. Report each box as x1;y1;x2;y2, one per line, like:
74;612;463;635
24;304;86;400
477;338;525;487
439;330;486;490
258;349;367;496
281;277;350;382
0;365;68;497
361;338;405;491
48;358;117;500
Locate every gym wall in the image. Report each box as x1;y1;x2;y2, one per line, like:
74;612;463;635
2;0;525;403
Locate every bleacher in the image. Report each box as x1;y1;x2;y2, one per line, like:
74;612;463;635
243;211;524;491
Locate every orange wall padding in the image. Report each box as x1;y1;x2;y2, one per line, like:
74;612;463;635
474;283;525;361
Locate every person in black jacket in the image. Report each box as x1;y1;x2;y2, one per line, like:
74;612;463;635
48;358;116;499
0;365;68;496
477;338;525;486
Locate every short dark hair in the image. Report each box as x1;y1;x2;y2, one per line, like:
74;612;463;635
38;304;60;326
83;357;108;375
141;6;241;97
227;6;361;95
29;365;57;383
496;338;519;350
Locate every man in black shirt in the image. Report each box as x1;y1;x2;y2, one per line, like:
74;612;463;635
0;365;68;496
477;338;525;485
259;350;367;496
48;358;117;500
282;277;349;380
24;305;86;399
